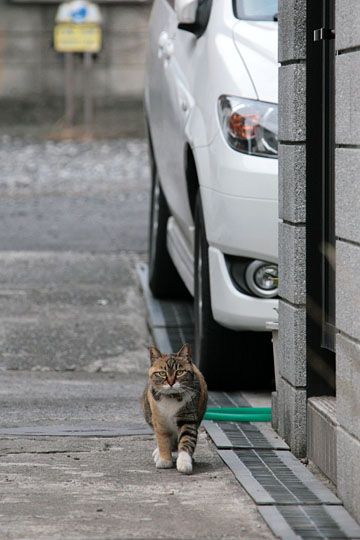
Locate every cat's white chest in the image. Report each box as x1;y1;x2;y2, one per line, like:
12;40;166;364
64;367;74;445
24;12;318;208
157;396;187;433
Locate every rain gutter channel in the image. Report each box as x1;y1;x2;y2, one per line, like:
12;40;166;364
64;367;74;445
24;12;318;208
137;262;360;539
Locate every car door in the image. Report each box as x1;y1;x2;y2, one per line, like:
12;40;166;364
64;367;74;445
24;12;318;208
148;0;214;246
146;0;170;168
160;1;217;247
155;1;196;244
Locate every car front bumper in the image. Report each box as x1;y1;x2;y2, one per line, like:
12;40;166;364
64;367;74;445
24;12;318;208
208;246;278;331
200;185;278;262
194;131;279;331
196;131;278;261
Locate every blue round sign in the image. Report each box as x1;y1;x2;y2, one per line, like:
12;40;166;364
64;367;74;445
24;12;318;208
71;5;88;22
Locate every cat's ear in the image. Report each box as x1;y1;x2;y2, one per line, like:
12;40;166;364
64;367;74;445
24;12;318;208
177;343;192;361
149;346;162;365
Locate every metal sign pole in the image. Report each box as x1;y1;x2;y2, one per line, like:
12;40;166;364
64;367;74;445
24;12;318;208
83;52;94;128
55;1;103;130
65;52;75;126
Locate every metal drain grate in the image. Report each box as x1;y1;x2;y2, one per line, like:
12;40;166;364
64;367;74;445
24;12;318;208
152;326;194;353
157;300;194;328
204;421;289;450
207;391;249;408
219;449;340;506
137;262;360;539
259;505;360;539
164;326;194;351
137;263;194;329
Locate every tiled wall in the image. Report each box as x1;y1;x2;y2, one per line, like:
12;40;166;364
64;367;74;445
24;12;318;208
276;0;307;458
335;0;360;522
278;0;360;522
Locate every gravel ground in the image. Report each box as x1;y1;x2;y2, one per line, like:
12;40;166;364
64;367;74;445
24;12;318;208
0;136;149;196
0;137;150;252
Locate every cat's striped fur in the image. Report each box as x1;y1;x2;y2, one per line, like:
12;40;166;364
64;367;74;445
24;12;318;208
142;344;208;474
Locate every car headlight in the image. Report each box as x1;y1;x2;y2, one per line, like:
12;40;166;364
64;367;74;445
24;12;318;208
218;96;278;158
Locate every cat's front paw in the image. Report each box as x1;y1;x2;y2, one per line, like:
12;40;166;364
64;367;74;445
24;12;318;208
153;447;178;463
155;455;173;469
152;447;159;463
176;451;193;475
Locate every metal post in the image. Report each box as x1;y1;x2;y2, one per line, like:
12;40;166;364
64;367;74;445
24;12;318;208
64;52;75;126
83;52;94;128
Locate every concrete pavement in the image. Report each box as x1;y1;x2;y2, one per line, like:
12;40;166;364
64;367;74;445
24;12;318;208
0;434;274;539
0;135;275;539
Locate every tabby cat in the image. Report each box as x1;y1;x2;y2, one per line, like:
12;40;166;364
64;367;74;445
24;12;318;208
142;343;208;475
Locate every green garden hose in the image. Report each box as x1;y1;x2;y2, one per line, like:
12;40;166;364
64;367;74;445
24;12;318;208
204;407;272;422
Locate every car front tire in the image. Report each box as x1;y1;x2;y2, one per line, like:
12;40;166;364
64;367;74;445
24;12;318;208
193;193;273;390
148;169;188;299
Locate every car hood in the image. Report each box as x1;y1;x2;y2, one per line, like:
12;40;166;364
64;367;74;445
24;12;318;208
232;21;278;104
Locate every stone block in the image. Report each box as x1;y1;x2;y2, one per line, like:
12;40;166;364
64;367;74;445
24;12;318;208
0;6;42;32
109;65;144;97
271;391;278;432
43;64;111;98
3;33;41;64
337;333;360;441
279;143;306;223
109;31;147;66
337;426;360;523
278;0;306;62
335;148;360;245
307;397;337;484
279;63;306;142
336;240;360;341
39;6;58;31
0;65;42;98
279;222;306;305
336;0;360;52
91;67;112;98
279;300;306;386
277;376;307;457
105;5;151;33
336;52;360;145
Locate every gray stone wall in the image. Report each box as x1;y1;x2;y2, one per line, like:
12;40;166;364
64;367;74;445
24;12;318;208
0;1;151;102
276;0;307;458
335;0;360;522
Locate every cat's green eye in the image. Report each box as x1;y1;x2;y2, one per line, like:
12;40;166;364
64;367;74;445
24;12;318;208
177;370;186;376
157;371;167;377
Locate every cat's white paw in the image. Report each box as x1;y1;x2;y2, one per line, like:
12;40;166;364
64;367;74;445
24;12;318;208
176;451;193;475
155;456;173;469
153;447;177;464
152;448;159;463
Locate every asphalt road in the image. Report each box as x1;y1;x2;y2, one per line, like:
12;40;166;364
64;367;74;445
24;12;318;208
0;135;274;539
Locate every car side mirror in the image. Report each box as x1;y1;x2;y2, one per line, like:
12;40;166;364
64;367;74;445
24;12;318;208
175;0;199;34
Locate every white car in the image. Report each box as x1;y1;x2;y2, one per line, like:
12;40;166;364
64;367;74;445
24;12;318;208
144;0;278;388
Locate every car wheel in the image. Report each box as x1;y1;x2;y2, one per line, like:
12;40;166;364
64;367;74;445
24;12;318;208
193;193;273;390
148;169;188;299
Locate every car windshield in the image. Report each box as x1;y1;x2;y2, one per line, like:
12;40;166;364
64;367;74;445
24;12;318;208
234;0;278;21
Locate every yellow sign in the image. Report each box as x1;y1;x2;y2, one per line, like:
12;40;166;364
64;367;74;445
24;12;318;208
54;23;102;53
